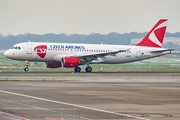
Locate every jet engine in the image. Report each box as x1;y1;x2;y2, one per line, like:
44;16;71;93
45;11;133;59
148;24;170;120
61;57;79;67
46;62;62;68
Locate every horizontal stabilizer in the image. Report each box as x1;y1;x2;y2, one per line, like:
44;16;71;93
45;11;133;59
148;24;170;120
150;49;174;53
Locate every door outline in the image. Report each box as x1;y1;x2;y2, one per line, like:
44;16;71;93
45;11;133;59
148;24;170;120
136;48;141;58
27;44;32;54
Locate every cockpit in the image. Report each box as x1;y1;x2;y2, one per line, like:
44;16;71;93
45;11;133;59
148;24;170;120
11;46;21;50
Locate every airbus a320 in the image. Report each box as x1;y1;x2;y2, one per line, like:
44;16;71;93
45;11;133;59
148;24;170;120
4;19;172;72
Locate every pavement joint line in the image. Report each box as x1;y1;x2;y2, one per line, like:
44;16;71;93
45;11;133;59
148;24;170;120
0;90;151;120
1;99;91;120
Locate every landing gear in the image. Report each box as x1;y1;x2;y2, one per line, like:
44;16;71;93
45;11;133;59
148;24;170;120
24;67;29;72
74;66;92;72
24;60;29;72
74;67;81;72
85;66;92;72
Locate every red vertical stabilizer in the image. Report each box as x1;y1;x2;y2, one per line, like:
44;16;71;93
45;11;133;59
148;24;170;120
136;19;168;48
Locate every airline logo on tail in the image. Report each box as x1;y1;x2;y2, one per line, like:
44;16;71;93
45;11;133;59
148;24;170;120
136;19;168;48
34;45;47;58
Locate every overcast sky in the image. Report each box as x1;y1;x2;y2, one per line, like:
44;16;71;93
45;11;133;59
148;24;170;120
0;0;180;36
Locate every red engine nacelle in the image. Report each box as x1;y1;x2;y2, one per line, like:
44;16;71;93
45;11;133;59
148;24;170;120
62;57;79;68
46;62;62;68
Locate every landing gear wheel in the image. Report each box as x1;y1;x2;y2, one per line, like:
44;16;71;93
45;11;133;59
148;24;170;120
85;67;92;72
24;60;29;72
24;68;29;72
74;67;81;72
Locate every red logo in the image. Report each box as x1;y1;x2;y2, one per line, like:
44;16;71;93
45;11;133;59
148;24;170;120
34;45;47;58
136;19;168;48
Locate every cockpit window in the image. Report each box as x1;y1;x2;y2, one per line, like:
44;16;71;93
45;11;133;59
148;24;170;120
11;46;21;50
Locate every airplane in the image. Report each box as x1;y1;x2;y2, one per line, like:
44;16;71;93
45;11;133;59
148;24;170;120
4;19;173;72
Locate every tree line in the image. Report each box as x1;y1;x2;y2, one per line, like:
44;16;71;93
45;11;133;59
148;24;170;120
0;32;180;50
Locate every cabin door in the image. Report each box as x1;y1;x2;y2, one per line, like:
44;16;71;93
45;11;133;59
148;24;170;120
136;48;141;58
27;44;32;54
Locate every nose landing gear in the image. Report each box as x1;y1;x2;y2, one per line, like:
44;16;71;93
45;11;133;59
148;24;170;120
24;67;29;72
24;61;29;72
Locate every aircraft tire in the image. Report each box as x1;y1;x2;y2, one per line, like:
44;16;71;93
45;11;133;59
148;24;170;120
74;67;81;72
24;68;29;72
85;67;92;72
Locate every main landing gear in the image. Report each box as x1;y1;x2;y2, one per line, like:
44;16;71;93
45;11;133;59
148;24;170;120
24;60;29;72
85;66;92;72
74;66;92;72
74;67;81;72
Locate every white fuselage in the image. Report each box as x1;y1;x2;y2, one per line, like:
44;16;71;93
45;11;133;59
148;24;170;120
4;42;170;65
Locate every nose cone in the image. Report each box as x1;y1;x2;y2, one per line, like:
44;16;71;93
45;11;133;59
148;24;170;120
4;50;12;58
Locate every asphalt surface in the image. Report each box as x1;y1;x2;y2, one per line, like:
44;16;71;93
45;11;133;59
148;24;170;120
0;77;180;120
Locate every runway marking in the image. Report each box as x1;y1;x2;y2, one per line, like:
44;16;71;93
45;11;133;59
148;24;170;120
1;99;90;120
5;107;20;109
0;90;150;120
23;100;36;102
46;118;64;119
61;108;76;110
0;111;29;120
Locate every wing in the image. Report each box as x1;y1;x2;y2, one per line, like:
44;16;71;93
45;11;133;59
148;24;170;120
68;48;130;64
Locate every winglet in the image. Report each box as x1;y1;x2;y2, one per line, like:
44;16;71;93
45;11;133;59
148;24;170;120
136;19;168;48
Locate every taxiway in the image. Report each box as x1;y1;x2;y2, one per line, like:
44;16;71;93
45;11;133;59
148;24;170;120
0;71;180;74
0;77;180;120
